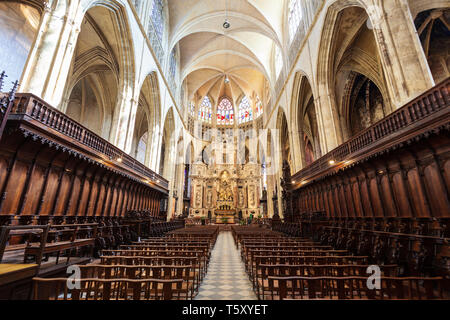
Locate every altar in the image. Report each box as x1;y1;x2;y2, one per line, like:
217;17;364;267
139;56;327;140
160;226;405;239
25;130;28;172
214;209;236;224
189;162;262;223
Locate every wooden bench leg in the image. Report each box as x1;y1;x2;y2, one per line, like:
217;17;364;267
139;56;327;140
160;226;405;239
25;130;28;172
90;244;94;258
66;249;71;265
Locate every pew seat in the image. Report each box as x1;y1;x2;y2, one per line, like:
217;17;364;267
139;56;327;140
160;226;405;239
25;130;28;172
264;276;446;300
32;277;187;300
24;224;98;264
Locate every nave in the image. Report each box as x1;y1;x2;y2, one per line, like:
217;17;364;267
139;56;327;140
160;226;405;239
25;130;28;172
0;0;449;304
195;231;256;300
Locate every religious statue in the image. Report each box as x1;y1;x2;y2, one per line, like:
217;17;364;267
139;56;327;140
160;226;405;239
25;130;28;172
195;187;202;208
249;186;255;207
206;190;212;207
218;183;233;201
238;190;244;207
218;171;233;201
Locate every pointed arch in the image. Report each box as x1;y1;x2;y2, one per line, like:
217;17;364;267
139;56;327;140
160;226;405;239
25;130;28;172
316;3;391;150
276;108;292;173
238;95;253;124
217;96;234;126
291;72;322;169
62;1;136;146
159;107;175;178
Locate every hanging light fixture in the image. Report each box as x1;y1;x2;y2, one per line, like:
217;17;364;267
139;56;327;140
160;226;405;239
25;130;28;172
223;0;230;84
223;0;230;29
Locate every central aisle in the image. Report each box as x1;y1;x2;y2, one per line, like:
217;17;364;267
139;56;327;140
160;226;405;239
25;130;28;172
195;231;257;300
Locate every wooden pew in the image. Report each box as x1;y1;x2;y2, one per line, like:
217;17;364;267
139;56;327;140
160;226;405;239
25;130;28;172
255;264;398;299
265;276;446;300
0;225;50;299
0;225;49;266
32;277;186;300
24;223;97;264
100;255;203;291
77;264;196;299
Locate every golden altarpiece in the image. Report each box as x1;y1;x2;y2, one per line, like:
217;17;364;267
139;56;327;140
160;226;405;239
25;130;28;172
189;130;262;223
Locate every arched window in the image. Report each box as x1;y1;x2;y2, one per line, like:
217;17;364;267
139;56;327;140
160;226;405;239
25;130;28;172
255;96;263;118
169;47;177;79
198;96;212;123
151;0;165;42
238;96;253;124
189;102;195;116
275;46;283;78
136;132;148;164
288;0;304;43
217;97;234;126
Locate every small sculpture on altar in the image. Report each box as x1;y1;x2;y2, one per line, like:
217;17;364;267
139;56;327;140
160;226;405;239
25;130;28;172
238;190;244;207
195;187;202;207
249;186;255;207
218;170;233;201
206;190;212;206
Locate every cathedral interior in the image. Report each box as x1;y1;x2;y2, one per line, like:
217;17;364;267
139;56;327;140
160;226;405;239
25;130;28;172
0;0;449;302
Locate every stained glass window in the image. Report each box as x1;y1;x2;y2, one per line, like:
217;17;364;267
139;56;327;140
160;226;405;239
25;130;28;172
255;96;263;118
238;96;253;124
189;102;195;116
151;0;165;43
217;97;234;126
136;132;148;164
198;96;212;123
288;0;304;43
169;48;177;79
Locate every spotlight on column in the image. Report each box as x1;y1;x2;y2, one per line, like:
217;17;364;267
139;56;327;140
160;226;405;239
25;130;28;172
329;160;335;165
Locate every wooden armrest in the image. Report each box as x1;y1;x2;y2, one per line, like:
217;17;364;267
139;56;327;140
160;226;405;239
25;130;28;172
9;229;43;236
4;244;28;251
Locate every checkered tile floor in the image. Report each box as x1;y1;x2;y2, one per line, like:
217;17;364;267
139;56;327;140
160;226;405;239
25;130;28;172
195;231;257;300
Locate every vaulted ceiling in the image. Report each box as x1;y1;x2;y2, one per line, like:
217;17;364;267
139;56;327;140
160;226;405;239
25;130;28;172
167;0;285;106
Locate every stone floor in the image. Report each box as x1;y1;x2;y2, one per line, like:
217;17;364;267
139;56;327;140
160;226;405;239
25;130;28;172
195;231;257;300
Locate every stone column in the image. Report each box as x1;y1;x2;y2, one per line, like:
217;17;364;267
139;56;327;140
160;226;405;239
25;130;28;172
121;98;140;154
109;88;137;150
290;128;303;173
313;93;342;154
21;1;80;107
368;0;434;107
144;129;154;168
176;164;185;215
150;130;162;172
